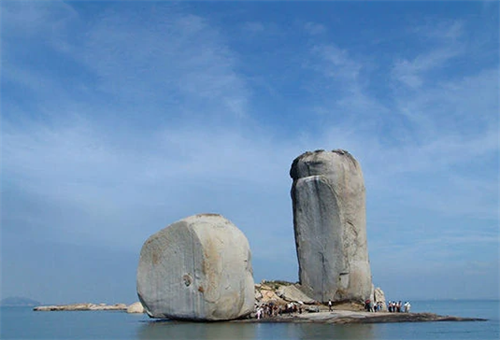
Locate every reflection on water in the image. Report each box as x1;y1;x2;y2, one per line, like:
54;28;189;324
137;320;255;340
296;323;376;340
137;319;376;340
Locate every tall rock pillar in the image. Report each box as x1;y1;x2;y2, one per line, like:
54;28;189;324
290;149;372;303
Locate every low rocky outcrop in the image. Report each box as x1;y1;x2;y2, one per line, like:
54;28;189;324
33;303;127;311
234;310;487;324
127;302;145;314
137;214;255;321
290;150;372;303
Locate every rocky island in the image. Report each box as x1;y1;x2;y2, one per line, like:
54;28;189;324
33;149;488;324
33;302;145;313
33;281;487;323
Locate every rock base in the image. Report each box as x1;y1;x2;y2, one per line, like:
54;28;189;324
234;310;487;324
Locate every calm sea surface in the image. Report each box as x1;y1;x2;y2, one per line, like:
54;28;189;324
1;300;498;339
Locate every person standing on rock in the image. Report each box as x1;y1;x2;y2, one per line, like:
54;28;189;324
328;299;332;311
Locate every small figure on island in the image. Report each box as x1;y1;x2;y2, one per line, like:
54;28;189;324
387;301;393;312
256;307;263;319
397;301;402;313
364;299;371;312
328;299;333;312
369;300;374;312
404;301;411;313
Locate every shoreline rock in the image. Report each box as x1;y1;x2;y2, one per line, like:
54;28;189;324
232;310;488;324
33;303;127;311
31;298;487;324
32;303;487;324
127;301;145;314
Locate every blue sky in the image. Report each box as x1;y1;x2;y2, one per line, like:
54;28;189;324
1;1;498;304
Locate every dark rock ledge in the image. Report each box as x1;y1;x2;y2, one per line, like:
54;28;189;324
232;310;487;324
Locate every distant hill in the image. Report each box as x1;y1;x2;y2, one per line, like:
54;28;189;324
0;297;41;307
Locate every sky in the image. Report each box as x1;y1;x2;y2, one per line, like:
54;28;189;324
1;1;499;305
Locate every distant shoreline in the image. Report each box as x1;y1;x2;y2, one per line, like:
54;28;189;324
33;303;128;312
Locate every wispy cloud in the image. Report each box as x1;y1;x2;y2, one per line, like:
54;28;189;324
1;0;77;43
302;20;499;229
392;21;465;89
310;44;361;83
73;7;250;120
1;1;498;301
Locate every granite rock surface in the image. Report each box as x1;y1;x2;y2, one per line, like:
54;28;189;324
290;149;372;303
137;214;254;321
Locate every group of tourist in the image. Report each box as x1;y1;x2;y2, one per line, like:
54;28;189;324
387;301;411;313
255;298;412;319
255;302;302;319
363;299;411;313
364;299;379;312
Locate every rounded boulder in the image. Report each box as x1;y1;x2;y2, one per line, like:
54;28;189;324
137;214;254;321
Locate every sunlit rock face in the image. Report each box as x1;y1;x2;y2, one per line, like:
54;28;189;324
137;214;255;321
290;149;372;303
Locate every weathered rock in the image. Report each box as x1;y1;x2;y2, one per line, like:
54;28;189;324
259;289;283;303
276;285;316;304
374;287;387;311
290;149;372;303
127;301;145;314
137;214;255;321
305;306;320;313
254;288;263;301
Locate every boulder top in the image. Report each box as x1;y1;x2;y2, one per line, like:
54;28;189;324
290;149;359;180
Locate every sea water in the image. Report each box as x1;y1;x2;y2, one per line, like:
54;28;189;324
1;300;498;339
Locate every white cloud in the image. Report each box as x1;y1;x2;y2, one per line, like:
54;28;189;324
392;21;465;88
412;20;464;42
310;44;361;83
1;3;498;295
67;6;250;120
302;21;499;227
2;1;256;171
1;115;307;253
1;1;77;37
392;46;463;88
